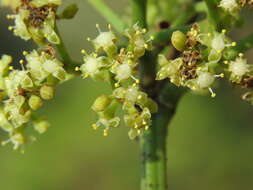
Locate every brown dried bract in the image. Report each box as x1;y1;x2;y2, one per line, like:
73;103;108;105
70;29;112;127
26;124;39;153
27;6;52;27
180;63;197;80
185;23;200;48
241;76;253;88
182;50;201;65
40;45;56;57
239;0;253;7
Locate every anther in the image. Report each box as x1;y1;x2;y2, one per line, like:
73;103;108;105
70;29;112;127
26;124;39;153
19;59;24;64
232;42;237;46
103;129;108;136
114;82;120;88
75;67;80;71
22;51;28;56
92;124;98;130
95;24;101;33
81;49;86;54
8;66;14;70
8;26;13;31
222;29;226;34
209;88;216;98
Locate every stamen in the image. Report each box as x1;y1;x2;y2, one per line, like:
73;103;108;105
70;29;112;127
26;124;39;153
103;129;108;136
239;53;244;57
8;26;13;31
114;82;120;88
108;24;112;30
22;51;28;56
92;124;98;130
95;24;101;33
209;88;216;98
81;49;87;54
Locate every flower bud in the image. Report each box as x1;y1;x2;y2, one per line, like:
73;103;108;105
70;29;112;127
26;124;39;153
40;85;54;100
171;31;186;51
92;95;111;112
28;95;43;110
34;120;50;134
59;3;78;19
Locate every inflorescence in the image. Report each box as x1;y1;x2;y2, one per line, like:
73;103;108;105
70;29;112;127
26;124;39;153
0;0;253;151
77;24;157;139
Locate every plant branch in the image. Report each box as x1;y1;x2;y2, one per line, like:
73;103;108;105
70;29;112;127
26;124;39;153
55;24;80;74
87;0;126;32
131;0;147;28
204;0;221;29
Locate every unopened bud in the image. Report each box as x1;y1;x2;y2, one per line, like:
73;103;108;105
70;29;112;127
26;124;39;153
40;85;54;100
171;31;186;51
28;95;43;110
92;95;111;112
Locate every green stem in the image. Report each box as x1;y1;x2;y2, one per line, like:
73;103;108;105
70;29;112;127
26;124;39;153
55;24;72;64
55;24;80;73
204;0;221;29
131;0;147;28
87;0;126;32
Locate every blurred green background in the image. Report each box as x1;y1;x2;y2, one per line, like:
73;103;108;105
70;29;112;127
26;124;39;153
1;1;253;190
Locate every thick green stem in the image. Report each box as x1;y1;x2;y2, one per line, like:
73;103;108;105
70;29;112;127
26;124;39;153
204;0;221;30
54;24;80;74
55;24;72;64
131;0;147;28
87;0;126;32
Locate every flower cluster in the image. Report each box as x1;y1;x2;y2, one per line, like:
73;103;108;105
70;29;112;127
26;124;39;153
78;24;157;139
157;24;253;104
157;25;231;97
219;0;253;14
0;47;67;150
3;0;61;45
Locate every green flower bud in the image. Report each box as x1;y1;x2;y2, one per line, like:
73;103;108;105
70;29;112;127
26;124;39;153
28;95;43;110
92;95;111;112
171;31;186;51
40;85;54;100
59;4;79;19
34;120;50;134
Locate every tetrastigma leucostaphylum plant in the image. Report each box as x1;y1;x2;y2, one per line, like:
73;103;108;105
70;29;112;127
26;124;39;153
1;0;253;189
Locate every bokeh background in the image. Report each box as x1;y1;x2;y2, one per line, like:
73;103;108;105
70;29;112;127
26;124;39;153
1;1;253;190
